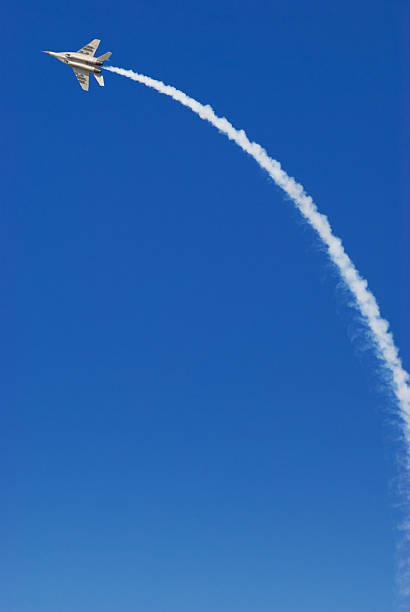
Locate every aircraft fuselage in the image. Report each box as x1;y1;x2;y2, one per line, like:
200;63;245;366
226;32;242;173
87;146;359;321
44;52;102;73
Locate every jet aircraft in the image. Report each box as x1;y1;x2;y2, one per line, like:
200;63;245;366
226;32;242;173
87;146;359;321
43;39;111;91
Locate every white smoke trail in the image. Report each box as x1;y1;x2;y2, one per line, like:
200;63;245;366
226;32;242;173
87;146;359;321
105;64;410;596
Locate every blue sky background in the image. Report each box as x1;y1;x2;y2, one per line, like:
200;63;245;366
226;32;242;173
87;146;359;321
1;0;409;610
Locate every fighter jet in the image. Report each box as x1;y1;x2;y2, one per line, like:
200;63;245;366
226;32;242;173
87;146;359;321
43;39;111;91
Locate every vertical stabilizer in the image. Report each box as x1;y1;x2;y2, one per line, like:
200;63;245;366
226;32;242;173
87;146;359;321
97;52;112;62
94;73;104;87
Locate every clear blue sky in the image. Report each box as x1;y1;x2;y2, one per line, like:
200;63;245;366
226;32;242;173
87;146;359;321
1;0;409;610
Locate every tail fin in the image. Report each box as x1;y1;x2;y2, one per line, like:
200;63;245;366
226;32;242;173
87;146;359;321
97;52;111;62
94;73;104;87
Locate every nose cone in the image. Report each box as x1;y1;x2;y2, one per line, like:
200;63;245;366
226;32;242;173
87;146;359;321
42;51;51;55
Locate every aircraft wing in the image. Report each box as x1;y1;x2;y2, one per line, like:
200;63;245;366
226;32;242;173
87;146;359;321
77;39;100;56
73;67;89;91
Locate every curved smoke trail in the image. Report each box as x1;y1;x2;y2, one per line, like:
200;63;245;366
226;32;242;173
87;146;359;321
104;64;410;597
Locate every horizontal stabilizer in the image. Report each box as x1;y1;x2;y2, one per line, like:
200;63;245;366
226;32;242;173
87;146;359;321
94;73;104;87
97;52;111;62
